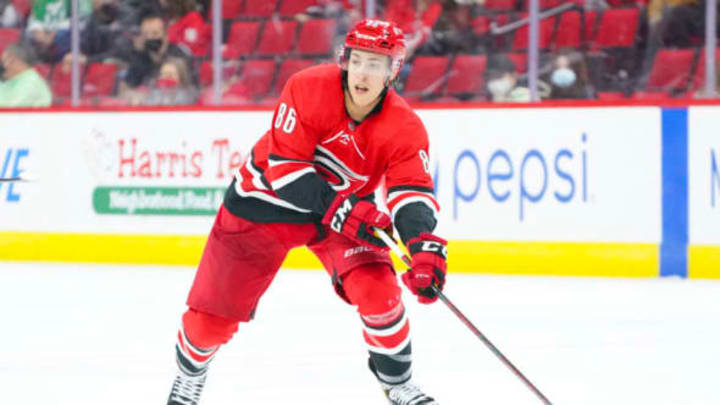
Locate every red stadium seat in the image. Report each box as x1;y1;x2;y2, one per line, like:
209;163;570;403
296;19;336;56
555;10;581;49
522;0;563;10
0;28;21;54
592;8;640;49
83;62;117;97
198;61;239;87
257;20;298;56
445;54;487;96
33;63;51;79
606;0;637;6
690;48;720;90
50;64;85;99
584;10;598;43
278;0;318;17
403;56;450;96
483;0;518;11
512;14;555;50
222;0;244;19
243;0;279;17
505;52;528;74
234;59;276;98
471;16;490;36
646;48;696;91
223;21;261;59
272;58;315;96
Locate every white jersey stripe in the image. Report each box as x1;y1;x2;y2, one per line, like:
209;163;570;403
375;367;413;384
244;158;269;191
233;178;312;213
315;145;368;180
387;189;435;205
366;333;412;355
363;312;408;337
270;166;316;190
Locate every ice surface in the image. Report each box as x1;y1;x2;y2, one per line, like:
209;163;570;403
1;262;719;405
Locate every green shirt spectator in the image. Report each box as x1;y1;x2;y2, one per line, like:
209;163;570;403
26;0;92;63
0;43;52;107
27;0;92;32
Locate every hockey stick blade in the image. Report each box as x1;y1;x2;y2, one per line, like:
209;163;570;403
374;228;554;405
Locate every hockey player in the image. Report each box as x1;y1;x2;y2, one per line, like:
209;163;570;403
167;18;447;405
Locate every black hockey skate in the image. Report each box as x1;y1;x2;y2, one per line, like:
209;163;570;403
166;369;207;405
369;356;439;405
384;382;439;405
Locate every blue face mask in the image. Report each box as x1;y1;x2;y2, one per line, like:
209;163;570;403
551;68;577;88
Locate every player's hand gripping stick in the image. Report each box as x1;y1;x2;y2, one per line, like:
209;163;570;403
401;233;448;304
374;228;555;405
322;194;391;249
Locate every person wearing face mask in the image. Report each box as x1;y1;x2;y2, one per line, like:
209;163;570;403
484;53;530;103
142;57;196;105
165;19;447;405
545;52;593;100
0;42;52;107
119;7;194;93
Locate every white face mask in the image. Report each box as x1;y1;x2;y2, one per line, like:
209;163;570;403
551;68;577;88
487;77;513;97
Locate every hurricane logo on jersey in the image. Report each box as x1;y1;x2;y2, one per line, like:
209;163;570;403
322;129;366;160
314;145;368;192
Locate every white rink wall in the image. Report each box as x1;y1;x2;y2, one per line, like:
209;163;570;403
0;105;718;278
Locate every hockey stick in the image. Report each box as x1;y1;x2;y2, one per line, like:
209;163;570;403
374;229;554;405
0;176;34;182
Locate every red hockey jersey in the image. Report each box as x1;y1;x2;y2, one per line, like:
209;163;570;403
224;64;439;238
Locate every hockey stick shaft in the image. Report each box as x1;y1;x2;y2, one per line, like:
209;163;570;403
0;177;22;182
375;229;554;405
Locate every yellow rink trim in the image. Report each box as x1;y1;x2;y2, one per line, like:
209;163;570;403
0;232;658;277
688;245;720;279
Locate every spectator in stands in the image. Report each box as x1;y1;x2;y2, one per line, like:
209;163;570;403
383;0;443;58
82;0;133;59
484;53;530;102
543;51;593;100
0;42;51;107
649;0;707;48
636;0;704;89
26;0;93;63
139;56;196;105
59;0;134;69
164;0;210;57
118;8;194;92
423;0;480;55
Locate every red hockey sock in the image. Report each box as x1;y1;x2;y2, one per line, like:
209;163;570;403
343;264;409;354
175;308;239;374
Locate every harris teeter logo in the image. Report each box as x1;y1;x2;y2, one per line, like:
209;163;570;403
85;130;247;216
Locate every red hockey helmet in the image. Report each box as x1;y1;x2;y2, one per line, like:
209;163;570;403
340;18;406;80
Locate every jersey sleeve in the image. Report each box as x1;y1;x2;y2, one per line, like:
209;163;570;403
384;119;441;244
264;75;337;214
